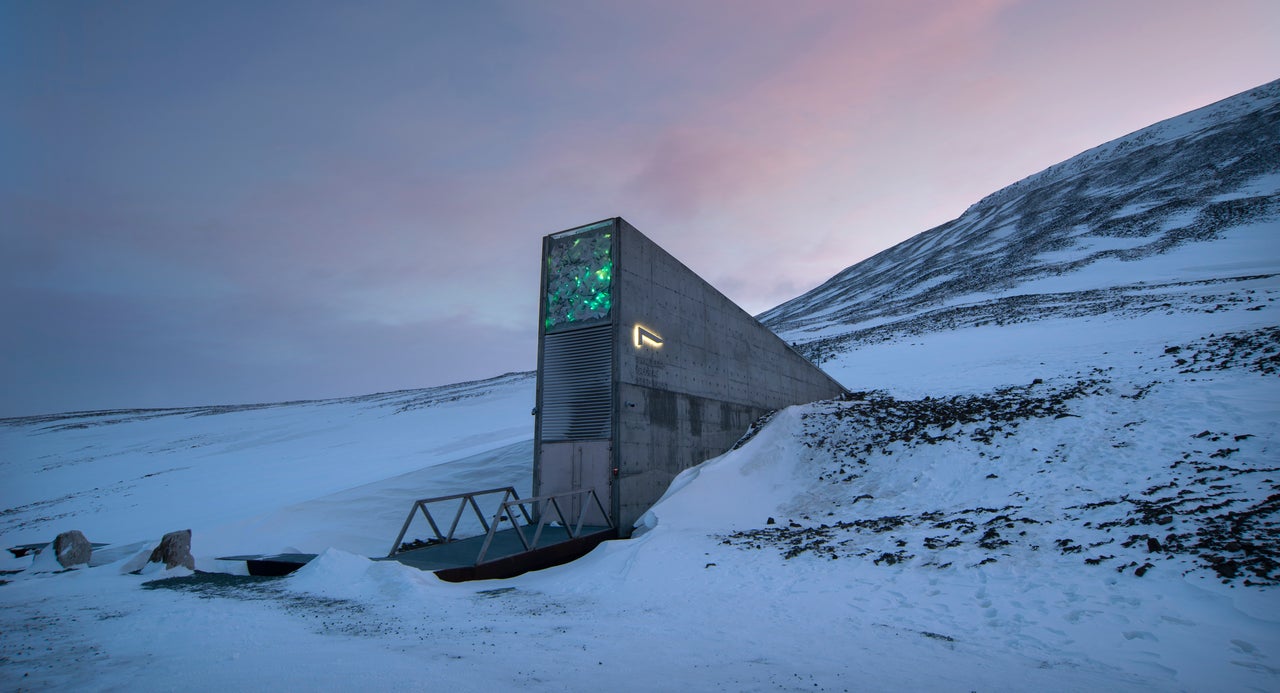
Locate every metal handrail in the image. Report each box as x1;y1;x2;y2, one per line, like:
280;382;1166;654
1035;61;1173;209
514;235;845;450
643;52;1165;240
475;487;613;564
387;486;530;557
389;486;614;566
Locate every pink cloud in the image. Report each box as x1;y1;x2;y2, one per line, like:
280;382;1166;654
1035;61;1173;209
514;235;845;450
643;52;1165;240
625;127;811;218
616;1;1016;220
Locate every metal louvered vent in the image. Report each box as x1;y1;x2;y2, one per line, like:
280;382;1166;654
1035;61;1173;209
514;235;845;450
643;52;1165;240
540;323;613;440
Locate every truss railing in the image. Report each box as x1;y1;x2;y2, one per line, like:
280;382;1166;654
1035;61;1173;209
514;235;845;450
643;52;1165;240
387;486;528;558
475;488;613;564
388;486;613;565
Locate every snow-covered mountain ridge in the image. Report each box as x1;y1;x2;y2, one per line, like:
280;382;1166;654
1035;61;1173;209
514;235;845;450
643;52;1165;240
762;79;1280;360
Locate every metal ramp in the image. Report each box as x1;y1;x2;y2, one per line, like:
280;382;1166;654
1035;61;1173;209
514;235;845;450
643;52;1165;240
386;486;615;582
221;486;615;581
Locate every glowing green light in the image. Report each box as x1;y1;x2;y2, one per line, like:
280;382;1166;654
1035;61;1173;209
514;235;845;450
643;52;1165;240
543;225;614;332
582;290;611;312
594;261;612;283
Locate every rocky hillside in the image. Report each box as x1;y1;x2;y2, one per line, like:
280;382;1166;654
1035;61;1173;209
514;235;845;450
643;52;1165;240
763;79;1280;360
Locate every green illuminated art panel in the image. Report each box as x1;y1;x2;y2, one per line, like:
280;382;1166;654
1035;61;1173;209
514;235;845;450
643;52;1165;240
544;224;613;332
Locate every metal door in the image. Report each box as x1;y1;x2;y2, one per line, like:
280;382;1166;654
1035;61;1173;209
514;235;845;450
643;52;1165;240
539;440;611;526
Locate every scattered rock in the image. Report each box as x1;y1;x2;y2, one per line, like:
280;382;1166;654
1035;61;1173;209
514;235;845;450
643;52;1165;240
397;537;444;553
1163;327;1280;376
54;530;92;568
147;529;195;570
721;376;1279;585
1211;559;1240;580
875;551;908;566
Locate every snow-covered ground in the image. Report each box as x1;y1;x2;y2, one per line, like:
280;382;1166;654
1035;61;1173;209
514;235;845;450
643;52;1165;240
1;373;536;561
3;83;1279;690
4;271;1276;691
2;298;1280;691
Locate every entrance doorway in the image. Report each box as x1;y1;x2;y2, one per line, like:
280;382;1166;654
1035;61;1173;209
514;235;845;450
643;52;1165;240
538;440;611;526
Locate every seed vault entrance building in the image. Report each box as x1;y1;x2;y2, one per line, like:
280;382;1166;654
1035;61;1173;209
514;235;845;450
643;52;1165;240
225;217;848;580
535;218;847;536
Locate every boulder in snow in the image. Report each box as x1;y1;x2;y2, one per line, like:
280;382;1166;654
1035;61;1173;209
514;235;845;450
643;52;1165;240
147;529;195;570
54;530;92;568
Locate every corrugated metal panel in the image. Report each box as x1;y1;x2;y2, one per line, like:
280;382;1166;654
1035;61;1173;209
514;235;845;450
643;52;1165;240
541;323;612;440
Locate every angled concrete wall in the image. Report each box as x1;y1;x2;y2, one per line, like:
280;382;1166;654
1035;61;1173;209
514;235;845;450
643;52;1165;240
534;218;846;538
610;219;846;532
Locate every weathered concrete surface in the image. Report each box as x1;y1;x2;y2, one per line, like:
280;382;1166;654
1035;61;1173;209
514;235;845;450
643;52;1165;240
534;218;846;536
612;219;846;532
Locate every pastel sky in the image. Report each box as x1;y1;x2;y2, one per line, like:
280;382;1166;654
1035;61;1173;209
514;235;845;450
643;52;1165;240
3;1;1278;417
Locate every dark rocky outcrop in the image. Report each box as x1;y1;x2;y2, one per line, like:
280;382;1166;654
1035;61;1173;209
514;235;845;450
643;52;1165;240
54;530;92;568
148;529;195;570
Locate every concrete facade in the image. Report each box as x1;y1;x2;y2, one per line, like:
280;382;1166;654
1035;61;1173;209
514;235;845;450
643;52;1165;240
534;218;846;537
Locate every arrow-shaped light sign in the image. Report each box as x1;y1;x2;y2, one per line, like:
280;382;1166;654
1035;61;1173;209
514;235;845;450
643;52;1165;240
634;325;664;349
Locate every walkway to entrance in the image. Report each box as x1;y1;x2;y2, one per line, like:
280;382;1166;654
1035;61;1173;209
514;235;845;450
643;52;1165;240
219;486;614;582
385;486;614;581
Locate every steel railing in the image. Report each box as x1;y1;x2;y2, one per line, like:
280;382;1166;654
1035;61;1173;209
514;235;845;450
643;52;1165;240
388;486;613;565
387;486;528;558
475;487;612;564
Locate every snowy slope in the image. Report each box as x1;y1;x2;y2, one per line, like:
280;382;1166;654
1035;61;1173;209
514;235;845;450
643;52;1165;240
0;372;536;559
3;82;1279;691
761;79;1280;362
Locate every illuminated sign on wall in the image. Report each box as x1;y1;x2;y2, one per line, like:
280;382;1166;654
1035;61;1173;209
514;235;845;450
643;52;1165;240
634;325;664;349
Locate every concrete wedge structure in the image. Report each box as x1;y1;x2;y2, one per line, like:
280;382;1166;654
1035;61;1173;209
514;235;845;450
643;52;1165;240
535;217;847;536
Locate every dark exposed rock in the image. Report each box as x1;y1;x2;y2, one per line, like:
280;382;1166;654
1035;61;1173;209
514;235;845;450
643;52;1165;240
54;530;92;568
1162;327;1280;377
715;369;1280;586
1211;559;1239;579
148;529;195;570
395;537;445;553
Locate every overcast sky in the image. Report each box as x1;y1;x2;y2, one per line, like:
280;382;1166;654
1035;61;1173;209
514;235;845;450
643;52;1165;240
3;1;1277;417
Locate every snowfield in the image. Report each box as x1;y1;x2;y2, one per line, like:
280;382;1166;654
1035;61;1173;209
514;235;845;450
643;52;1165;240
3;82;1278;690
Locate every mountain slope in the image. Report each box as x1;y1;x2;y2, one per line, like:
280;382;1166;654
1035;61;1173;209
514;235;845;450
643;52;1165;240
763;79;1280;363
0;372;536;557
